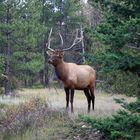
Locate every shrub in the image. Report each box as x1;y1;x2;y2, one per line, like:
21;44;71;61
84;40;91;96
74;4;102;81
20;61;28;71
80;98;140;140
0;98;48;137
98;70;140;96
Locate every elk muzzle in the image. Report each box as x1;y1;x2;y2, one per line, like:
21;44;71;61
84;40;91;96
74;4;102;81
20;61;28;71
48;58;53;64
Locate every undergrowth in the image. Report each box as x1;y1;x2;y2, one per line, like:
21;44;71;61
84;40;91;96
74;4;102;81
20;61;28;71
80;98;140;140
0;98;48;138
0;97;72;140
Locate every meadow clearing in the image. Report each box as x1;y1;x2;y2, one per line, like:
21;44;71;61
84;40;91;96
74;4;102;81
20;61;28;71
1;88;134;116
12;88;135;116
0;88;135;140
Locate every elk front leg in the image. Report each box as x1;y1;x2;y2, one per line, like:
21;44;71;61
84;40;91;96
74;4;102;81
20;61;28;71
64;88;70;111
70;89;74;113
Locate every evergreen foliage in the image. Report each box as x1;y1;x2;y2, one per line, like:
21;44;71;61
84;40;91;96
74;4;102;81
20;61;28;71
0;0;46;91
80;98;140;140
0;0;83;93
87;0;140;95
0;0;139;96
80;2;140;139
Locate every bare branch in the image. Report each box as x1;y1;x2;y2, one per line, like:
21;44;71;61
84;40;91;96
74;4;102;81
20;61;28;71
127;44;140;51
14;0;21;6
136;32;140;36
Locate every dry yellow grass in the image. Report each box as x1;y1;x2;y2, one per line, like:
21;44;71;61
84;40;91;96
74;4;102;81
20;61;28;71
16;88;135;118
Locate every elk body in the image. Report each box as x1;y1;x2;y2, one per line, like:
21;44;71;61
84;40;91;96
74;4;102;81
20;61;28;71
47;28;96;113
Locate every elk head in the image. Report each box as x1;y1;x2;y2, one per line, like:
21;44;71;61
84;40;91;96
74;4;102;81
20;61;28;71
47;50;64;66
46;28;83;66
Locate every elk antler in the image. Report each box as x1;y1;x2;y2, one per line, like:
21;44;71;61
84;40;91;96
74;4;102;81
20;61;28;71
59;32;64;48
62;28;83;51
46;28;55;52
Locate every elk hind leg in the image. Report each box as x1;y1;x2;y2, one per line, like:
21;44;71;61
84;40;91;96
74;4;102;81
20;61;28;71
89;86;95;110
84;88;91;113
70;89;74;113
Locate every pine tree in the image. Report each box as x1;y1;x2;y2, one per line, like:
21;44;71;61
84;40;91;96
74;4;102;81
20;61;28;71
0;0;45;94
87;0;140;96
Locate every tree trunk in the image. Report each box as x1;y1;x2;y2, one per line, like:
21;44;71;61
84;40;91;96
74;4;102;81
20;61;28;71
44;37;49;87
3;6;11;95
39;70;44;85
24;80;27;87
81;26;85;63
42;0;49;87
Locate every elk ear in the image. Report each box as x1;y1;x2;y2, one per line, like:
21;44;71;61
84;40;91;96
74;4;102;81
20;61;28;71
59;51;64;58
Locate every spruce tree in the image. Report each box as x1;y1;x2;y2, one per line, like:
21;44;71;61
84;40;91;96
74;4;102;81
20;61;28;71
87;0;140;96
0;0;45;94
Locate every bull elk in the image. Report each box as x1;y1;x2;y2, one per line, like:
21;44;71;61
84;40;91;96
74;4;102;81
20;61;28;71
46;28;96;113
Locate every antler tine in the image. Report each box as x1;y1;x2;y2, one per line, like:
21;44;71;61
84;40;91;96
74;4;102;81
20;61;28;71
63;28;83;51
46;28;55;52
59;32;64;47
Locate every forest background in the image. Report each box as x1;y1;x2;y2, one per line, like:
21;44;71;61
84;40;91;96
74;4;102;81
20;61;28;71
0;0;140;140
0;0;139;96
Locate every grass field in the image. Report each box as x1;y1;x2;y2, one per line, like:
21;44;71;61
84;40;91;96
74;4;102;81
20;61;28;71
0;88;136;140
1;88;135;117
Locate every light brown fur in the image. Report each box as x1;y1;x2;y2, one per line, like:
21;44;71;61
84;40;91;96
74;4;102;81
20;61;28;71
56;62;96;89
